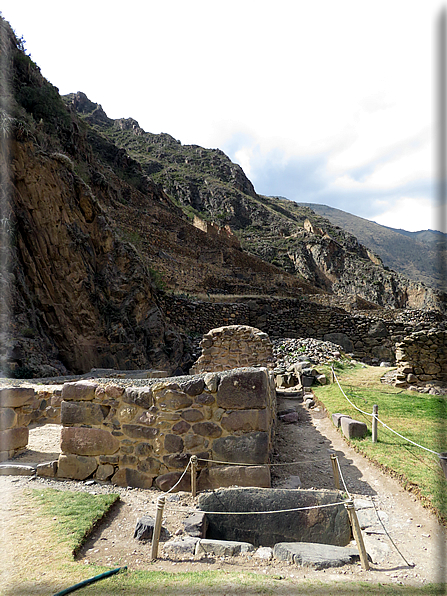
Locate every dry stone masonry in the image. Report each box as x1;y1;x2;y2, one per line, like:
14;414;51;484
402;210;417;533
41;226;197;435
191;325;275;374
0;386;61;462
394;329;447;388
56;367;276;490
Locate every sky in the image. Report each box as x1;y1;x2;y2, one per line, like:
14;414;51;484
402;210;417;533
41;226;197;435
1;0;446;232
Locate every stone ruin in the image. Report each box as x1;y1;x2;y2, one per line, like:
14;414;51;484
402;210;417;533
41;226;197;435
191;325;275;374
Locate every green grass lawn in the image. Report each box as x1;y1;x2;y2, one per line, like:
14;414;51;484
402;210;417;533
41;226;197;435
313;363;447;523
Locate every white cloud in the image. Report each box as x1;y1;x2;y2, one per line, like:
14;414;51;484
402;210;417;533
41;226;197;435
371;197;435;232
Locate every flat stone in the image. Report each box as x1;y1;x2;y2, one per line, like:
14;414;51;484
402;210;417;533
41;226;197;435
0;427;29;451
111;467;153;489
192;421;222;438
0;408;17;431
212;432;269;464
279;411;299;424
198;465;270;490
61;427;120;455
331;413;351;428
182;512;208;538
122;424;159;440
163;537;199;556
198;487;350;547
181;409;204;422
221;409;269;432
0;387;34;407
216;369;268;410
195;539;254;557
340;417;368;439
95;463;114;481
0;463;37;476
273;542;363;569
61;381;97;401
57;454;97;480
61;401;108;426
37;460;58;478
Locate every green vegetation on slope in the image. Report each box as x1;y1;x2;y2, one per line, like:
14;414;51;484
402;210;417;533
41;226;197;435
313;364;447;523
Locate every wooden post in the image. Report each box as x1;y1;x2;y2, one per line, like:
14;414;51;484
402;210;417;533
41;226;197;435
345;500;370;570
331;367;335;383
191;455;198;498
150;495;166;561
372;404;378;443
330;454;340;490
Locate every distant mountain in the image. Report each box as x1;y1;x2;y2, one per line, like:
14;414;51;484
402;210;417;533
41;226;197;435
296;203;445;290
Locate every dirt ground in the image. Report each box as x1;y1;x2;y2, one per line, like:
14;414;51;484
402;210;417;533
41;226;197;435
3;393;447;589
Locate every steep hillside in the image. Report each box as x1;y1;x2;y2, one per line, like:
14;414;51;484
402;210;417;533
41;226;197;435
66;92;444;312
298;202;446;290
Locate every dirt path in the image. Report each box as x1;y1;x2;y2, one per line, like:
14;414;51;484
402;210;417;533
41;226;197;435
3;397;447;590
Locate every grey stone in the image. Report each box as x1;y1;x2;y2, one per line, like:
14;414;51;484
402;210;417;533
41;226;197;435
0;387;34;407
331;413;351;428
0;408;17;431
163;537;199;556
273;542;364;569
57;454;97;480
134;515;169;541
439;453;447;479
255;546;273;560
179;378;205;396
111;467;153;489
212;432;269;464
0;463;37;476
164;434;184;453
61;401;108;426
37;460;58;477
95;463;114;480
195;539;254;557
217;369;268;409
198;487;350;547
123;387;153;409
192;422;222;438
340;417;368;439
60;427;120;455
122;424;159;440
0;427;28;451
323;333;354;353
155;471;191;492
182;512;208;538
61;381;97;401
278;411;299;424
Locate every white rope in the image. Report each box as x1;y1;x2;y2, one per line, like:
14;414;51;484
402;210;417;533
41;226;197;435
335;455;352;500
165;459;191;494
199;501;344;516
331;366;442;457
197;457;331;467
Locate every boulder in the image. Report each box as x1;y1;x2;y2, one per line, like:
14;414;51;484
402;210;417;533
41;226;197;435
182;512;208;538
57;454;97;480
331;413;351;428
195;539;254;557
60;401;108;426
340;418;368;439
111;467;153;489
134;515;169;541
0;427;28;451
198;465;271;490
0;387;34;407
273;542;364;569
198;487;350;547
61;381;97;401
37;460;58;478
163;537;199;556
212;432;269;465
155;471;191;492
60;427;120;455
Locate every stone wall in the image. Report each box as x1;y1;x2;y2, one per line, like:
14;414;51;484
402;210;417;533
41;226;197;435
0;386;61;461
191;326;275;374
57;367;276;490
395;329;447;386
160;294;444;365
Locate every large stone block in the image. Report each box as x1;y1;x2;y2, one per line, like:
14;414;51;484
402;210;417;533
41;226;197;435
0;427;28;451
212;432;269;464
340;417;368;439
198;465;271;490
0;408;17;431
155;390;193;410
331;413;351;428
60;427;120;455
221;409;269;432
199;487;350;547
37;460;58;478
111;467;153;488
155;470;191;492
273;542;362;569
122;424;159;440
61;401;108;426
61;381;97;401
0;387;34;408
195;539;254;557
216;369;269;410
123;387;153;409
192;422;222;438
57;454;98;480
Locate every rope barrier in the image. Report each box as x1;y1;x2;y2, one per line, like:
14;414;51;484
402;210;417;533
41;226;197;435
196;457;332;467
165;459;191;494
331;366;442;457
335;455;352;500
370;497;415;568
197;501;345;516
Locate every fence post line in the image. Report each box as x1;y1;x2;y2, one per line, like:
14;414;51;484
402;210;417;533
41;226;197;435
150;495;166;561
372;404;378;443
191;455;198;497
345;500;370;570
330;454;340;490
